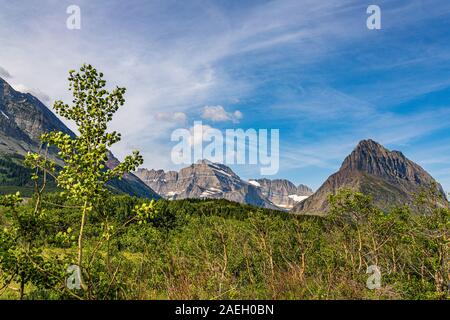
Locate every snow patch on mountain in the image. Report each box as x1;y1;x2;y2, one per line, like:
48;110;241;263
1;110;9;119
248;180;261;187
288;194;309;202
200;188;223;197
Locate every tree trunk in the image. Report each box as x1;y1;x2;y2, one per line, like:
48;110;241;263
19;277;25;300
77;201;89;291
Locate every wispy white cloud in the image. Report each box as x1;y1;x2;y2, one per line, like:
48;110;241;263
154;112;187;124
9;82;52;105
0;66;11;78
201;105;242;123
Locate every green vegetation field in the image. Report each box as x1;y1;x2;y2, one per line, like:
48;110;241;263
1;190;448;300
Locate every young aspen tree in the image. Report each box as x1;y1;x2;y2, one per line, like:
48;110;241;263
26;64;146;291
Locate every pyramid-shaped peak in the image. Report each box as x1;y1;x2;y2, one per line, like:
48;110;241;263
353;139;407;159
343;139;396;167
294;139;447;213
355;139;386;151
340;139;437;186
196;159;214;165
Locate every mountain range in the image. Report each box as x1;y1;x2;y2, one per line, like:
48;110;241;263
1;75;447;213
135;160;312;210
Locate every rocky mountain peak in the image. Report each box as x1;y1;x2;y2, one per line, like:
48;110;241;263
294;139;447;214
249;178;313;210
340;139;436;186
297;184;313;193
341;139;390;170
0;76;13;93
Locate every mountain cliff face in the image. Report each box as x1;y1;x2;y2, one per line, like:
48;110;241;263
248;178;313;210
0;76;159;199
0;77;73;155
136;160;285;209
293;139;447;214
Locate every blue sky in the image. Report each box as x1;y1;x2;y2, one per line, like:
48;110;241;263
1;0;450;191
